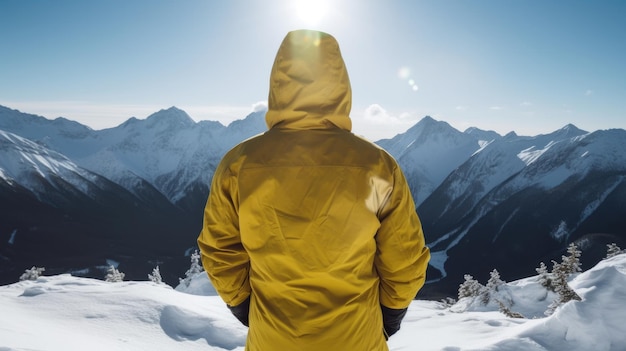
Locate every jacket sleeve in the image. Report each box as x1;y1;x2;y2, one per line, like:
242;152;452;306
375;164;430;309
197;158;251;308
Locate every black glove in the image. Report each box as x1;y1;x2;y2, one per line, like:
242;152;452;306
227;296;251;327
381;304;407;340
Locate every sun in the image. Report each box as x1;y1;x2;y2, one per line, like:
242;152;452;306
293;0;330;27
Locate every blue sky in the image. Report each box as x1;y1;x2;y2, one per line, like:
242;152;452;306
1;0;625;140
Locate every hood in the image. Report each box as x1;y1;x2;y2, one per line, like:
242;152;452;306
265;30;352;131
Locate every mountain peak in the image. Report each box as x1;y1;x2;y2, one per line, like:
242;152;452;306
557;123;587;137
504;131;518;139
421;115;437;123
464;127;502;142
145;107;195;129
406;116;454;135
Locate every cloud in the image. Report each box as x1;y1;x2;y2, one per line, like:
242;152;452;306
363;104;387;122
585;89;593;96
344;103;419;127
353;104;422;140
251;101;268;112
490;106;503;111
455;105;469;111
520;101;532;107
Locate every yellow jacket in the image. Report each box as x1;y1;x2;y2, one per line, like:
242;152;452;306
198;30;430;351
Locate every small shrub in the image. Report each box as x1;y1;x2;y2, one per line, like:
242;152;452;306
19;266;45;281
148;266;164;284
105;265;125;282
440;297;457;308
497;300;525;319
606;243;623;259
458;274;485;300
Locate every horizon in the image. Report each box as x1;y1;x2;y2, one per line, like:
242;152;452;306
2;103;604;141
1;0;625;141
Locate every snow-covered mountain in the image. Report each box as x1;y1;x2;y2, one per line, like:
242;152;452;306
419;125;626;296
0;125;199;287
0;105;267;286
1;104;625;298
377;116;483;205
0;105;266;211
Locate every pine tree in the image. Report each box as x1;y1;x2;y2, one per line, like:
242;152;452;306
105;265;125;282
544;259;581;316
606;243;623;259
535;262;553;291
19;266;45;281
561;243;582;275
179;250;204;288
148;266;163;284
497;300;525;319
486;269;505;292
481;269;508;305
458;274;485;300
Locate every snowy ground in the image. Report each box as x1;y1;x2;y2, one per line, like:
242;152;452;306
1;254;625;351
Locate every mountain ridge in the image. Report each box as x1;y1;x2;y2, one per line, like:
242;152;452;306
1;104;624;297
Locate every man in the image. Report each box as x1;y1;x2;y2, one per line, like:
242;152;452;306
198;29;430;351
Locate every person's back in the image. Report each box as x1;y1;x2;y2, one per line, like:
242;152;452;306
198;29;430;351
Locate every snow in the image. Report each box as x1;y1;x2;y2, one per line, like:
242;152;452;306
517;142;554;166
577;176;624;224
0;129;101;197
0;105;266;203
550;220;570;242
2;255;625;351
376;116;482;205
7;229;17;245
3;105;625;213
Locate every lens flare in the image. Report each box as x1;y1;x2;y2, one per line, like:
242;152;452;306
397;67;411;80
399;67;419;92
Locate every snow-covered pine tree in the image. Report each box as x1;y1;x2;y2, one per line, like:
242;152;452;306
440;297;457;307
105;265;125;282
486;269;505;292
606;243;623;259
561;243;582;275
179;250;204;288
481;269;507;305
545;259;581;316
458;274;485;300
496;300;524;319
148;266;163;284
535;262;553;291
19;266;45;281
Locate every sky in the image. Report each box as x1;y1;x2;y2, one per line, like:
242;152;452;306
1;0;625;141
1;253;625;350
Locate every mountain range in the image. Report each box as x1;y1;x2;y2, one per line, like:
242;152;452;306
1;104;625;297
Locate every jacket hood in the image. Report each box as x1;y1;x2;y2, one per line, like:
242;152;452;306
265;30;352;131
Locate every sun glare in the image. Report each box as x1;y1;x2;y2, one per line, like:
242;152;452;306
293;0;329;26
